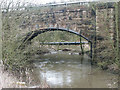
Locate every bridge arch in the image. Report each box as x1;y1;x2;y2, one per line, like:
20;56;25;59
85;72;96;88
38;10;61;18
21;27;93;59
23;27;92;43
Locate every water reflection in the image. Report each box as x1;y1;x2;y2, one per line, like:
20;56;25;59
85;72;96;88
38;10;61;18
34;52;118;88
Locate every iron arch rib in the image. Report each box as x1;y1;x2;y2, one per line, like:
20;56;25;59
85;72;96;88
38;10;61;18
20;27;93;59
23;27;92;43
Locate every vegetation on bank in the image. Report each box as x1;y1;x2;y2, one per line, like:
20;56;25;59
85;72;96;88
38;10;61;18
93;2;120;74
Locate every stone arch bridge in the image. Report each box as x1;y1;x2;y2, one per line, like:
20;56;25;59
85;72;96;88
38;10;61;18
19;2;118;63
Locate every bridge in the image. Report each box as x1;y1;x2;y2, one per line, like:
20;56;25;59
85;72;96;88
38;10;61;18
19;27;93;59
18;1;120;66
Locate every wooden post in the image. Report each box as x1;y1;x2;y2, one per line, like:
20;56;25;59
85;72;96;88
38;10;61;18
80;31;84;54
90;42;93;59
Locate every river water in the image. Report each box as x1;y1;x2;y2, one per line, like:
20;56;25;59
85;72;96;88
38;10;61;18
32;51;118;88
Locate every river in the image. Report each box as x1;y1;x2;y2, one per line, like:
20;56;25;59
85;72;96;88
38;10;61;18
31;50;118;88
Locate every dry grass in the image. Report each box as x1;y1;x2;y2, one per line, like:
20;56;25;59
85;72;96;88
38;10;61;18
0;64;27;89
0;61;50;89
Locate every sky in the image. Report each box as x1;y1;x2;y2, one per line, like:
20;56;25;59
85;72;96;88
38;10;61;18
0;0;120;5
0;0;97;5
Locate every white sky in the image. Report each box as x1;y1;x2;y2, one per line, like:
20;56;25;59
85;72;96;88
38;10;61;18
0;0;119;5
0;0;97;5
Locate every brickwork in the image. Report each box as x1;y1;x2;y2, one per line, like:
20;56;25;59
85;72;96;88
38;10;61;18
20;4;95;41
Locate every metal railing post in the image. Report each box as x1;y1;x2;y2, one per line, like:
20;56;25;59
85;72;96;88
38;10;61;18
90;42;93;65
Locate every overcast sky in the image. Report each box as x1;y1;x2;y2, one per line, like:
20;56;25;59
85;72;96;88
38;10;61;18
0;0;98;5
0;0;119;5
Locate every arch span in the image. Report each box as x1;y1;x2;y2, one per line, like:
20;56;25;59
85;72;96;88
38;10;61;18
22;27;92;43
19;27;93;58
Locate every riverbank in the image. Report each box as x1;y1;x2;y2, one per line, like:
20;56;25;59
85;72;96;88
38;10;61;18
0;64;27;89
0;63;49;89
